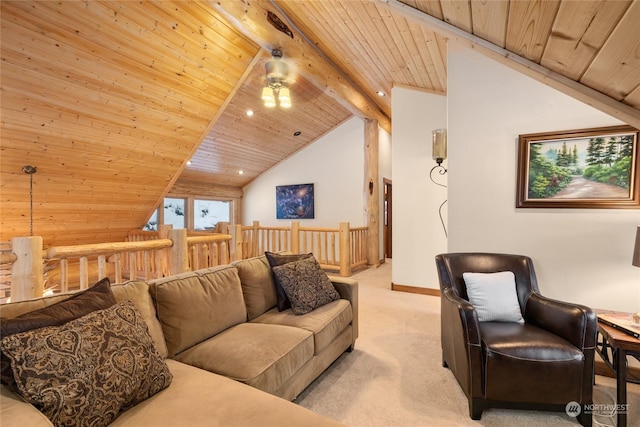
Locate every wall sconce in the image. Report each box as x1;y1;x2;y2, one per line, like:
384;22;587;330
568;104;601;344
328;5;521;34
262;49;291;108
430;129;447;237
432;128;447;166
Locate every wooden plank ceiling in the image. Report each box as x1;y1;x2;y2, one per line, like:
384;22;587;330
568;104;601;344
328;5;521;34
1;0;639;247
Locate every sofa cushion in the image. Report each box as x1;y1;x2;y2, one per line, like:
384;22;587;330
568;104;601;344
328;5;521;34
0;278;116;388
0;300;172;427
272;257;340;315
173;322;314;395
0;278;114;337
111;280;168;359
252;299;352;354
108;359;346;427
265;252;314;311
233;256;277;320
149;265;247;357
1;385;53;427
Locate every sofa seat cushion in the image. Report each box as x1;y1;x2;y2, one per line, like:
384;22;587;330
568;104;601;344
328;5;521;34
252;299;352;354
480;322;584;403
1;385;53;427
108;360;345;426
173;323;313;394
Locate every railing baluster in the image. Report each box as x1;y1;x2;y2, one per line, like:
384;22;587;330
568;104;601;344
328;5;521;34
79;257;89;290
114;253;123;284
98;255;106;279
60;259;69;293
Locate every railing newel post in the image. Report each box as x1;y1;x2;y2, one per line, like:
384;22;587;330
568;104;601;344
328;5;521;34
290;221;300;254
339;222;351;277
168;229;188;275
11;236;44;302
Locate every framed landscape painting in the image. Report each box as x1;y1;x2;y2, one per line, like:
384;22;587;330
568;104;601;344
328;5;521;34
276;183;315;219
516;125;640;209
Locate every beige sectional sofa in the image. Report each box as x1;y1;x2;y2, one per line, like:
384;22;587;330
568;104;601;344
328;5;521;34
0;254;358;426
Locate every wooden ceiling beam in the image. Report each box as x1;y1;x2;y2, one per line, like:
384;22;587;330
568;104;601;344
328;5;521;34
381;0;640;130
211;0;391;133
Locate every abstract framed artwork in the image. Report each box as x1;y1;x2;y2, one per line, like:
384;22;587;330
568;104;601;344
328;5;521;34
516;125;639;209
276;183;315;219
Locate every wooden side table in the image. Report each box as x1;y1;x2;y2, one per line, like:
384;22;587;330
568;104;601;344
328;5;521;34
595;311;640;427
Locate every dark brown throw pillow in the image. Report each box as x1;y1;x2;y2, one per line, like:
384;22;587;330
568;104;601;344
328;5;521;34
0;277;115;388
1;300;173;427
271;256;340;315
265;252;314;311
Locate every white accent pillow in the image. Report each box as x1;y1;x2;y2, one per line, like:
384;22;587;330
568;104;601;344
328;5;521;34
463;271;524;323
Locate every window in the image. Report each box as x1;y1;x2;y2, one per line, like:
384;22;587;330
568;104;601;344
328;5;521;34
164;197;186;229
143;210;158;231
194;199;230;230
143;197;233;232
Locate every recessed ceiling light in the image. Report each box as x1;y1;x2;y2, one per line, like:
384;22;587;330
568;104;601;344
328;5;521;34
238;170;244;175
186;160;192;165
376;91;385;97
246;110;254;116
293;131;301;136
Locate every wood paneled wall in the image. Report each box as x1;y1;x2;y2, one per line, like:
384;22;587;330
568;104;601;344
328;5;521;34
0;1;259;246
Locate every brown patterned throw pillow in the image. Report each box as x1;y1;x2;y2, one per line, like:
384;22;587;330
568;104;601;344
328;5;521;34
271;256;340;315
0;300;172;427
0;277;116;388
265;251;314;311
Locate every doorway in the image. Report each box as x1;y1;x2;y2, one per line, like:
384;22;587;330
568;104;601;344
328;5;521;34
383;178;392;259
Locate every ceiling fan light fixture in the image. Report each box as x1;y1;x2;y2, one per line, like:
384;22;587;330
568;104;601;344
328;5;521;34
262;86;276;107
261;48;292;108
279;87;291;108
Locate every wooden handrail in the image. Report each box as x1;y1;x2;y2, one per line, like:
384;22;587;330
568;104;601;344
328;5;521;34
186;234;232;245
45;239;173;259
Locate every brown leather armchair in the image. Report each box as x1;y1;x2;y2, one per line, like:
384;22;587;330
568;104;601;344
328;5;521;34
435;253;596;426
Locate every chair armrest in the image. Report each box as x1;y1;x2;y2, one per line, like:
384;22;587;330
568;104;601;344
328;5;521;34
328;276;358;340
441;287;481;347
524;293;597;350
441;288;484;399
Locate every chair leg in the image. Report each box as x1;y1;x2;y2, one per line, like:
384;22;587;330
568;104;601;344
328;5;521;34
469;398;484;420
576;412;592;427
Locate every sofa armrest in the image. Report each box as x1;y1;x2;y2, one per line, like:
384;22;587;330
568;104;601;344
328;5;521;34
1;385;53;427
327;276;358;340
524;293;597;350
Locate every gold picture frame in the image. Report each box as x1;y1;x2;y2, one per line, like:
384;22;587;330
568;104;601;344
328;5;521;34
516;125;639;209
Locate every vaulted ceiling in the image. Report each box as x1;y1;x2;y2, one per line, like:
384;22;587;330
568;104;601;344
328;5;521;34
1;0;639;246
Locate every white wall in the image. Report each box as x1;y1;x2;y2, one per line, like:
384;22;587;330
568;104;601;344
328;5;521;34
391;87;447;288
242;117;365;226
447;43;640;312
243;116;391;260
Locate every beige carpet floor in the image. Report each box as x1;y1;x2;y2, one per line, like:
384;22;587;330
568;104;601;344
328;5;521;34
295;261;640;427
